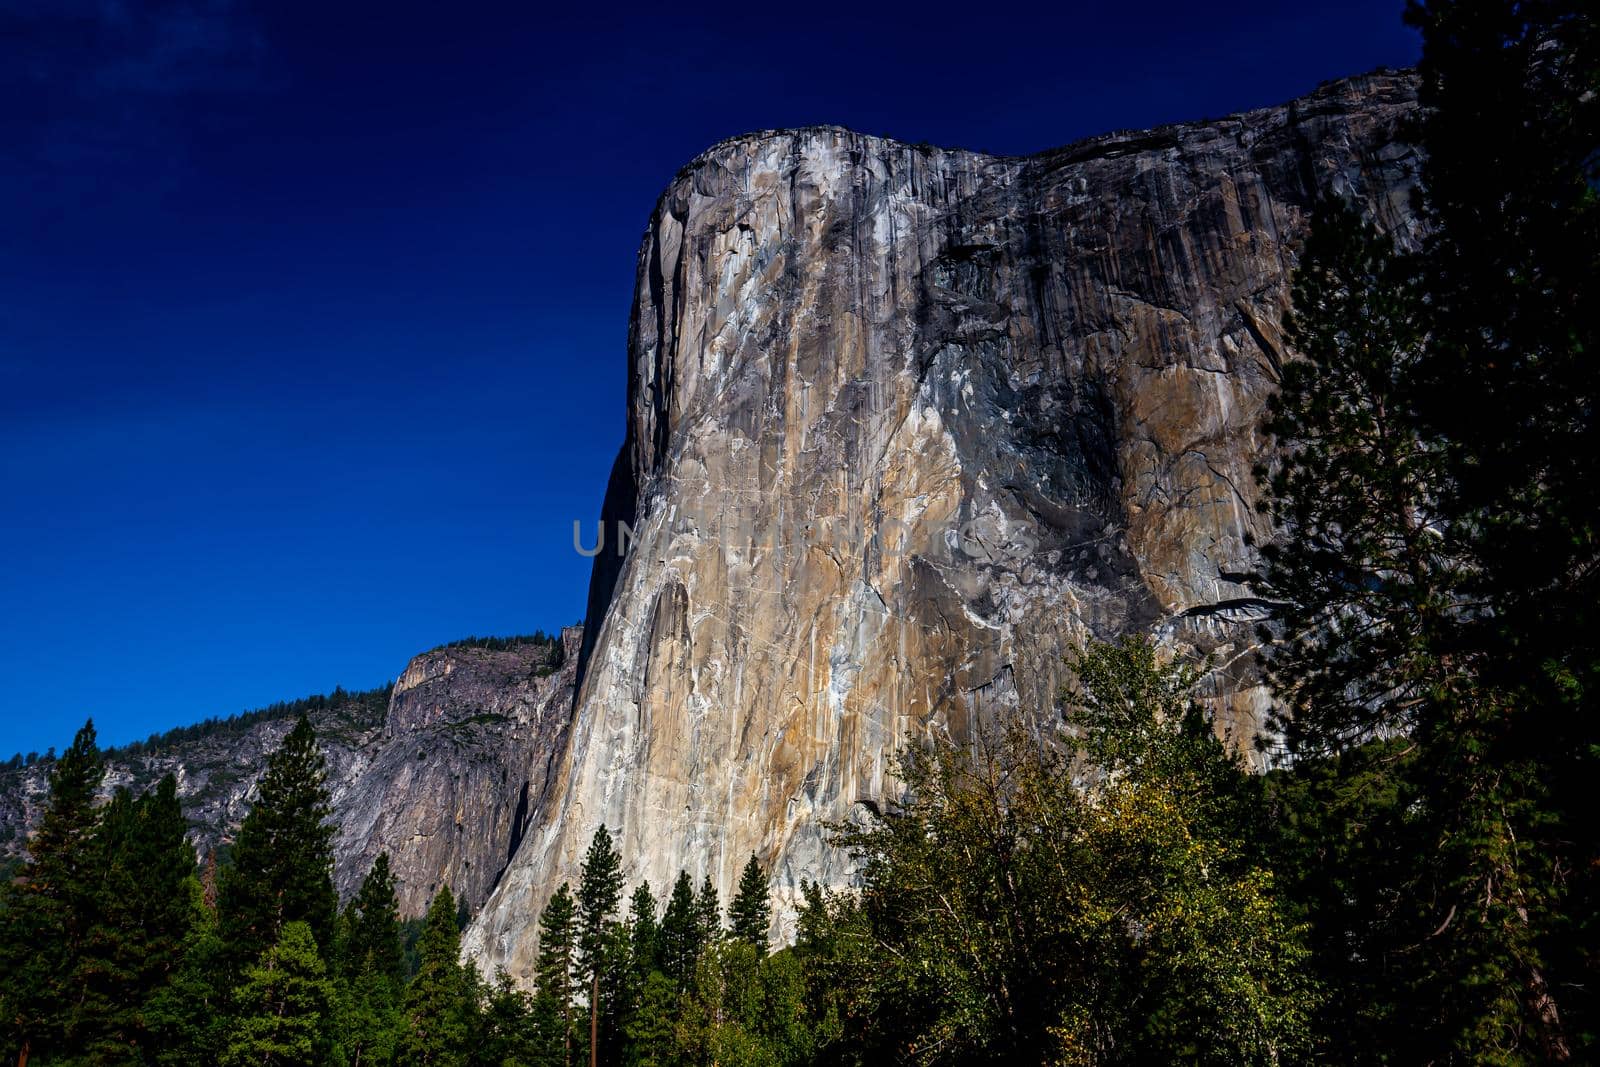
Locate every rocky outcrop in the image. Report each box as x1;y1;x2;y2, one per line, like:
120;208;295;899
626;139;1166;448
465;71;1424;978
332;629;581;913
0;628;580;916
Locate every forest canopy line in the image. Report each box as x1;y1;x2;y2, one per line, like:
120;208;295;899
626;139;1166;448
2;0;1596;1063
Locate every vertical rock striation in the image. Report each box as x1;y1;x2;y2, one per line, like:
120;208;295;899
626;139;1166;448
466;70;1424;978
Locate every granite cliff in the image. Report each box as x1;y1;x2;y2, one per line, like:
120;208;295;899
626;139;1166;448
464;70;1425;978
0;628;580;916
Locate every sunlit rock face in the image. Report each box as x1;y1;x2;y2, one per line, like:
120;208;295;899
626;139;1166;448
465;70;1422;979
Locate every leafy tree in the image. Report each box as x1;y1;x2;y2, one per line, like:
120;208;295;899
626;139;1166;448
218;716;338;976
677;940;811;1066
0;719;104;1065
532;883;579;1067
823;640;1313;1065
398;886;472;1067
222;920;336;1067
1402;0;1599;1056
728;853;771;951
658;871;700;989
576;827;623;1067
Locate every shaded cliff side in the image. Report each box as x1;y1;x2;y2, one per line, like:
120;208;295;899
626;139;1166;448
0;627;580;916
466;70;1424;978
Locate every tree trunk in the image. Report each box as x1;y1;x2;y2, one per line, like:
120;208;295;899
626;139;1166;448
17;1037;29;1067
590;970;599;1067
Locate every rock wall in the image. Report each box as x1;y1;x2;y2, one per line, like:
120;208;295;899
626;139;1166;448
0;628;580;917
466;70;1424;979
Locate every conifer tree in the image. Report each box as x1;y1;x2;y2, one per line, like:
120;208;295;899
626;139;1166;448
218;716;337;975
76;775;197;1060
222;920;335;1067
144;875;228;1065
658;871;700;990
532;883;578;1067
694;873;722;949
626;882;660;976
347;852;405;984
474;969;538;1067
0;719;104;1066
398;885;471;1066
576;827;622;1067
728;854;770;951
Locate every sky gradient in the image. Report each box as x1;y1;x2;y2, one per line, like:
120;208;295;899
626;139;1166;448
0;1;1420;756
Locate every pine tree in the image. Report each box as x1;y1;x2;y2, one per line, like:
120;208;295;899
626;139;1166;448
1402;2;1599;1056
576;827;622;1067
347;853;406;984
222;920;335;1067
336;855;406;1067
76;775;197;1061
0;719;104;1065
143;875;228;1065
474;969;538;1067
694;874;721;949
218;716;337;976
398;886;471;1067
658;871;700;990
532;883;578;1067
728;854;770;951
1256;197;1456;753
626;882;660;975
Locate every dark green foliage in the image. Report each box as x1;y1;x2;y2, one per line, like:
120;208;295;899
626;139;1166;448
398;886;471;1066
347;852;406;984
1406;0;1600;713
658;870;700;989
218;715;338;974
1250;5;1599;1060
474;969;539;1067
76;775;197;1061
625;881;660;975
533;883;579;1067
0;719;104;1064
729;853;771;951
433;631;562;653
143;881;229;1064
694;873;721;949
222;920;336;1067
1256;197;1459;753
820;640;1313;1065
576;826;623;1066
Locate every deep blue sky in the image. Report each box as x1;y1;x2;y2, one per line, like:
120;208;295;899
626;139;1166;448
0;1;1419;756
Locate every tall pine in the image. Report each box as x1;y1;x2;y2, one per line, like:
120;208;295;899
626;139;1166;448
398;885;471;1066
532;884;578;1067
218;716;337;975
222;920;336;1067
0;719;104;1066
728;854;770;951
658;871;700;990
576;827;622;1067
76;775;197;1061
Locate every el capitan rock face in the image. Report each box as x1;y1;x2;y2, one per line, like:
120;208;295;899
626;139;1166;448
465;70;1424;978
